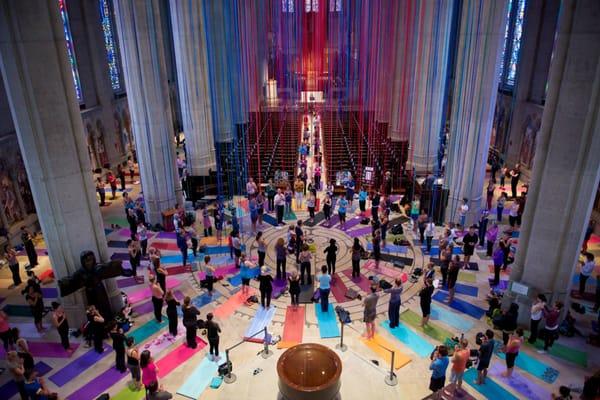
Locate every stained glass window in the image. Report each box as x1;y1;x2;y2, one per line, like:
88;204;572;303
99;0;121;92
329;0;342;12
498;0;526;90
282;0;294;13
305;0;318;12
58;0;82;102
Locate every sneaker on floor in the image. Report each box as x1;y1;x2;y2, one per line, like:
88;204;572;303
537;349;546;354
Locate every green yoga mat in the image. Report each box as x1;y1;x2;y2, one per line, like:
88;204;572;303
284;210;297;221
111;385;144;400
129;317;168;345
525;336;587;367
105;216;129;227
3;304;33;317
458;271;477;283
463;368;519;400
400;309;454;343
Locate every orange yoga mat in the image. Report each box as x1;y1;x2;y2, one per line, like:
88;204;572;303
156;337;206;377
213;289;255;319
277;306;305;349
200;236;220;246
361;334;411;370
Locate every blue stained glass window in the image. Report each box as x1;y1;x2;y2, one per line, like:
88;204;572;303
498;0;526;90
498;0;512;81
99;0;121;92
58;0;83;102
282;0;294;13
329;0;342;12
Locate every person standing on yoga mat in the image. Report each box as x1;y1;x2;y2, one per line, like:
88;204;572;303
485;223;498;257
165;290;180;337
424;262;435;283
337;196;348;229
476;330;495;385
298;244;312;285
232;231;242;268
206;313;222;362
141;350;160;390
150;276;164;323
424;218;435;253
417;209;428;244
20;227;38;269
527;294;547;344
51;302;70;351
266;180;276;213
502;328;523;378
126;337;142;391
318;265;332;312
385;278;403;328
358;187;368;213
371;191;381;222
324;239;338;275
462;225;478;267
494;302;519;347
509;164;521;199
429;345;449;398
307;192;316;223
152;258;167;297
275;189;285;225
372;229;382;268
258;266;274;309
4;245;22;287
274;238;287;280
288;270;301;308
109;321;127;373
240;254;258;296
256;232;267;267
25;285;44;333
128;239;141;277
351;238;364;278
182;297;200;349
440;245;452;287
450;338;469;395
7;350;27;399
446;256;461;303
381;211;390;248
322;193;332;222
419;278;434;327
363;285;378;339
540;301;563;353
294;177;304;210
579;253;595;296
89;305;105;353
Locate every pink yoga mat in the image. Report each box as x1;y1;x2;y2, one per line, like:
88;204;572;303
141;322;185;356
151;241;180;251
156;337;207;377
341;269;373;292
0;341;80;358
165;265;192;275
330;274;350;302
127;278;181;304
364;260;408;282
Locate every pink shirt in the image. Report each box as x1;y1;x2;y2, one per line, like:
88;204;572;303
0;314;9;333
142;362;157;386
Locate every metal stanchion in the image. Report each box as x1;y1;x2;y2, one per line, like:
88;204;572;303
261;326;273;359
224;349;236;384
336;322;347;352
384;351;398;386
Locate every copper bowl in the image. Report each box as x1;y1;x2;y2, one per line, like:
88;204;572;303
277;343;342;400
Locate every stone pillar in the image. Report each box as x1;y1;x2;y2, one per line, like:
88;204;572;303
409;0;453;173
169;0;216;176
113;0;183;223
0;0;122;326
504;0;600;321
444;0;508;225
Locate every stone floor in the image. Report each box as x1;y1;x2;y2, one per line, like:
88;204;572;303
0;171;598;400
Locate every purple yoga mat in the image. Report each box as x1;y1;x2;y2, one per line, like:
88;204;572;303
48;344;112;386
156;231;177;239
0;361;52;398
342;269;372;292
488;278;509;290
110;252;130;261
489;362;550;400
0;341;80;358
132;290;184;316
66;366;128;400
41;287;59;298
320;214;340;227
117;276;145;288
273;274;291;298
336;216;362;231
346;226;372;238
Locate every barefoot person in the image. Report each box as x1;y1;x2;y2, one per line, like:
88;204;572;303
450;338;469;395
503;328;524;378
419;278;434;327
126;337;142;391
476;330;496;385
363;286;378;339
51;302;71;351
206;313;222;361
429;345;449;399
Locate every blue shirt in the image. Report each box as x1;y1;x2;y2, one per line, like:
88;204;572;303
319;274;331;290
430;356;449;379
240;262;254;279
338;199;348;213
359;190;368;201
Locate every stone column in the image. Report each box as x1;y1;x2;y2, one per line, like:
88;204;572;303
169;0;216;176
444;0;509;225
409;0;454;173
0;0;122;326
113;0;183;223
504;0;600;321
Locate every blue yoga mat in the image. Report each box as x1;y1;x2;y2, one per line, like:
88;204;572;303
1;362;52;398
426;246;464;256
129;318;168;344
42;287;59;298
49;344;112;386
315;304;340;338
572;274;598;286
160;252;201;264
495;348;559;383
177;357;220;399
192;291;222;309
366;243;407;254
430;304;474;332
203;245;246;255
228;267;260;286
441;283;479;297
210;255;233;265
107;240;129;248
104;228;113;235
463;368;519;400
432;291;486;319
380;321;434;357
262;213;278;226
244;306;276;339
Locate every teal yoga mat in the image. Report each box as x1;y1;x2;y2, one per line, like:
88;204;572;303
315;304;340;338
432;291;486;319
463;368;519;400
3;304;33;317
177;357;220;399
430;304;474;332
228;267;260;286
380;321;434;357
494;348;559;383
129;318;168;344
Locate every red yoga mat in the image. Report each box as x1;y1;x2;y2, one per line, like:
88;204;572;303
155;337;207;377
213;289;255;319
330;274;350;303
278;306;305;348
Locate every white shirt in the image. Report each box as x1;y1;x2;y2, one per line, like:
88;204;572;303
531;302;544;321
425;222;435;237
459;204;469;216
246;182;256;195
581;260;595;277
274;193;285;206
509;203;519;217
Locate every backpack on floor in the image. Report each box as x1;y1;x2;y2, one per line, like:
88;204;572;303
379;280;392;290
218;361;233;376
360;218;370;225
391;224;403;235
345;288;360;300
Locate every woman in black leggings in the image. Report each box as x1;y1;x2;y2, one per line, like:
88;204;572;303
324;239;338;275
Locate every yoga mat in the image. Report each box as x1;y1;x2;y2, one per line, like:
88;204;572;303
66;365;128;399
117;276;144;288
155;337;207;377
110;252;130;261
379;253;414;266
488;362;551;400
432;291;486;319
17;248;48;256
131;299;154;315
199;236;219;246
304;212;325;227
49;344;112;386
244;305;276;342
278;306;305;348
227;266;260;286
463;368;519;400
117;228;132;237
364;260;408;281
365;243;408;254
441;282;479;297
204;245;245;255
104;228;113;235
41;287;59;298
298;279;315;303
3;304;34;317
177;357;220;399
527;338;588;367
487;264;511;275
336;216;363;231
488;279;509;290
348;226;373;238
191;291;222;309
342;269;373;292
105;216;129;227
108;240;129;248
159;253;199;264
152;241;180;251
38;268;54;281
213;289;254;318
0;361;52;399
400;309;454;342
165;265;192;275
361;333;412;369
430;304;474;332
156;231;177;239
10;322;44;338
320;214;340;227
315;304;340;338
129;318;168;345
127;277;180;303
262;213;278;226
141;323;185;355
572;274;598;285
0;340;80;358
330;274;350;303
207;254;234;266
494;348;559;383
198;263;238;280
272;275;289;298
458;271;477;283
284;210;297;220
380;321;434;358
